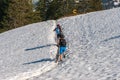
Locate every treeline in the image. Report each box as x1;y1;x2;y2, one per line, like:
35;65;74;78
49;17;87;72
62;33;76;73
0;0;41;33
37;0;103;20
0;0;102;33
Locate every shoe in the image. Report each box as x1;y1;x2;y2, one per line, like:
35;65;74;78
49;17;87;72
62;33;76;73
55;59;58;63
60;60;63;62
63;55;66;58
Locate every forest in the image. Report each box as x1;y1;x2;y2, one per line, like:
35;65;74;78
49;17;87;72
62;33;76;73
0;0;102;33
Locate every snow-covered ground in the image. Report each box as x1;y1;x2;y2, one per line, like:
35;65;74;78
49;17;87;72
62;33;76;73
0;8;120;80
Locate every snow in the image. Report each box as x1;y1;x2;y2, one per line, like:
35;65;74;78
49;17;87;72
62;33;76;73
114;2;119;6
0;8;120;80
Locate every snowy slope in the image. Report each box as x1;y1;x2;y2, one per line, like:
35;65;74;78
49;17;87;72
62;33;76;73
0;21;58;80
29;8;120;80
0;8;120;80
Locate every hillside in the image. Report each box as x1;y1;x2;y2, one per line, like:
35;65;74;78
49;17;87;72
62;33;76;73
0;8;120;80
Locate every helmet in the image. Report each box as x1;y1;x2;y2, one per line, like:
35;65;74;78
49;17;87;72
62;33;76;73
57;24;61;29
57;24;60;26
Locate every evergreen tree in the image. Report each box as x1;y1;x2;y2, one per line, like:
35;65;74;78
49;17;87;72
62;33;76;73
36;0;63;20
0;0;9;29
1;0;41;30
46;0;63;20
88;0;102;11
36;0;46;21
77;0;103;13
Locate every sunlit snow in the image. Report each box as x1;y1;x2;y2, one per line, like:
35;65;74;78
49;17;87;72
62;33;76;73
0;8;120;80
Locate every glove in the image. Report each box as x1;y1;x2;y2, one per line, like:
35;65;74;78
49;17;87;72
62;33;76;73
56;44;59;47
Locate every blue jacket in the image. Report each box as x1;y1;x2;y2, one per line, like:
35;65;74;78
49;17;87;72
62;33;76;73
55;27;60;34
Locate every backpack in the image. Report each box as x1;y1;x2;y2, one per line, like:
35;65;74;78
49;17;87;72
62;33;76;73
58;32;64;38
59;38;66;47
56;28;60;34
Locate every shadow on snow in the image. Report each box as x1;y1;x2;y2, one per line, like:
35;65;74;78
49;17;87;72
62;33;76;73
25;44;56;51
23;58;54;65
102;35;120;42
